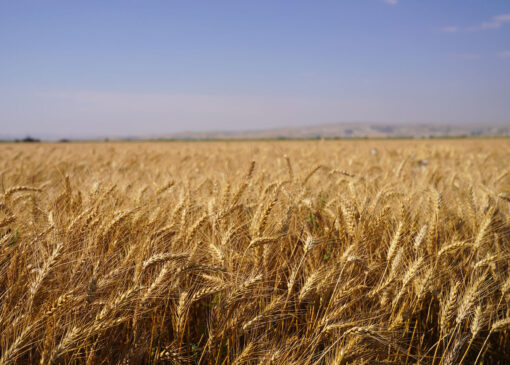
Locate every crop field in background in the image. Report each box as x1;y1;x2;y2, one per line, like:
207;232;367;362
0;139;510;364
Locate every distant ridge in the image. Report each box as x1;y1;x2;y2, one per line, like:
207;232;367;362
2;122;509;142
154;122;510;141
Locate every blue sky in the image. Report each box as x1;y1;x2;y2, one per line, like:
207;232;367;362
0;0;509;138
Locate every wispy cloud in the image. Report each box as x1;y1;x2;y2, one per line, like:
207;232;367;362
383;0;398;5
441;26;459;33
497;50;510;59
443;14;510;33
470;14;510;31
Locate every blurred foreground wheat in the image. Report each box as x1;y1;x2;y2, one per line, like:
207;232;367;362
0;139;509;364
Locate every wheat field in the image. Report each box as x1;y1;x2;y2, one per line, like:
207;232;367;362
0;139;509;364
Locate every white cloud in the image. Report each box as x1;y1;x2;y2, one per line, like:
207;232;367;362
441;26;459;33
497;50;510;59
443;14;510;33
383;0;398;5
469;13;510;31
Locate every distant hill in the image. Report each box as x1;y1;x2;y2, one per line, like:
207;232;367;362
2;122;509;142
154;122;510;140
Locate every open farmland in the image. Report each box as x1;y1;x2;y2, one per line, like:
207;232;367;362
1;139;510;364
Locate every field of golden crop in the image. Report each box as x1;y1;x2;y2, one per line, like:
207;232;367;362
0;139;509;364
